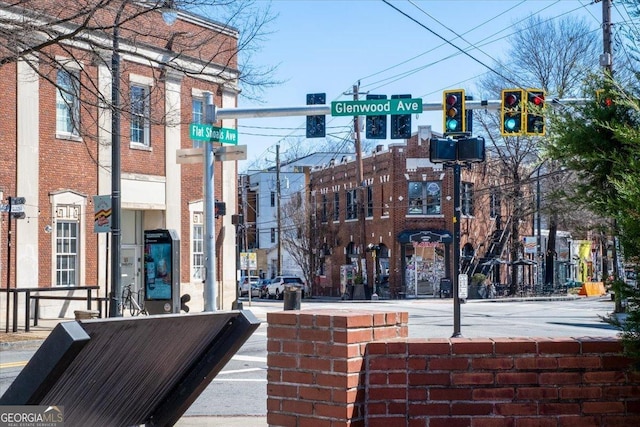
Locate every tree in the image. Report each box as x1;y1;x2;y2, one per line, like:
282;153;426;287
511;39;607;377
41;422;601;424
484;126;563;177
0;0;278;140
279;190;319;294
474;14;600;294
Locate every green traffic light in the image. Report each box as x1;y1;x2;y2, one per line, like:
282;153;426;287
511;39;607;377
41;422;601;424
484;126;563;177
505;118;517;131
446;119;459;131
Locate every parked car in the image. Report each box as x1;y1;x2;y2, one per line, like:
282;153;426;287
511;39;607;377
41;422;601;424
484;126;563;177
266;276;308;299
258;278;271;298
238;276;260;297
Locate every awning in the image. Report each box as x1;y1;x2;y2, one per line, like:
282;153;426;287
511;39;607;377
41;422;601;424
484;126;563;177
397;229;453;244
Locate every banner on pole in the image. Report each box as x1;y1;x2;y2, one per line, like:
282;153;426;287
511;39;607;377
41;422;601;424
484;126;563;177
93;195;112;233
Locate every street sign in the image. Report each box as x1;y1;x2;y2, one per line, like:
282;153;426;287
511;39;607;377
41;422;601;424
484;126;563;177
0;204;8;213
176;145;247;164
10;197;25;205
10;204;24;213
331;98;423;117
189;124;238;145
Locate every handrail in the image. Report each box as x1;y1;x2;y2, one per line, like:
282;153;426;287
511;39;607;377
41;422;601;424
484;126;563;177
4;286;100;333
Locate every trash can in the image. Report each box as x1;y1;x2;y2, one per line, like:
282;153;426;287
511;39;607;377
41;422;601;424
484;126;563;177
439;278;452;298
283;286;301;310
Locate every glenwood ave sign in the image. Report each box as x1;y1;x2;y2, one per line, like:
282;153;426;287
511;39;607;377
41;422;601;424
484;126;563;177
331;98;423;116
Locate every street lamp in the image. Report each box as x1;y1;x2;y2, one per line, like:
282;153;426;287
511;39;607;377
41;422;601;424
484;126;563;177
109;1;177;317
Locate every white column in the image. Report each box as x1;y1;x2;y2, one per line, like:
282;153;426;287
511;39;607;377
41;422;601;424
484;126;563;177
15;57;40;288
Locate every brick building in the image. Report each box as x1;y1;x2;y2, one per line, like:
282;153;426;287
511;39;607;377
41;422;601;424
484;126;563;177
0;1;240;317
309;126;537;299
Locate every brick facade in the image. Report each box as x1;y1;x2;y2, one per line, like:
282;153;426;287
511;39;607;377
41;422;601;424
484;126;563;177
267;310;640;427
309;130;529;299
0;2;239;314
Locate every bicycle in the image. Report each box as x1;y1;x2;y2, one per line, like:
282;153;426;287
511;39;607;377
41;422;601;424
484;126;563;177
121;283;148;316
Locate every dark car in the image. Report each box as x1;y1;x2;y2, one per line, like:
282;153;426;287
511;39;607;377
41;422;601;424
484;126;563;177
258;278;271;298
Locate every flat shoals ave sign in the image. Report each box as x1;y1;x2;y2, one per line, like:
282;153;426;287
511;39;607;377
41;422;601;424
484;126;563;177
189;124;238;145
331;98;423;116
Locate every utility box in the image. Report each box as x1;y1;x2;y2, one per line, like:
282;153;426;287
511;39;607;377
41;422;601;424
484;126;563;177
144;229;180;314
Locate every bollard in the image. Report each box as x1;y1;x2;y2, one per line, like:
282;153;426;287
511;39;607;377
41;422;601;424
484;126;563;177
283;286;301;310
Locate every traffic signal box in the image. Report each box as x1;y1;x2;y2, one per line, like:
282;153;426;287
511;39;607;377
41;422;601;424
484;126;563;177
365;94;387;139
391;94;412;139
443;89;466;134
500;89;524;136
525;89;545;135
306;93;326;138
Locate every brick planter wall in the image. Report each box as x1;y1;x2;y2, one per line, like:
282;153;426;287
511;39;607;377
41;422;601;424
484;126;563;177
266;310;640;427
267;309;408;427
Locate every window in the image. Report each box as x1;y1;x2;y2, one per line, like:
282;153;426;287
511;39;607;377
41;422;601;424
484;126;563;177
192;212;204;280
321;194;328;223
55;213;78;286
270;191;276;207
56;69;80;136
462;182;474;216
366;186;373;218
271;228;276;243
490;188;501;219
346;189;358;220
408;181;441;215
192;98;204;148
130;85;150;145
333;193;340;221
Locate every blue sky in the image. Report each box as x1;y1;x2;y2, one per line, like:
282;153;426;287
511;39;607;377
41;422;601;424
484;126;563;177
236;0;618;170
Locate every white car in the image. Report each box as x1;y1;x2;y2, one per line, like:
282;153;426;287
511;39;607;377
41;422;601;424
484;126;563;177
238;276;260;297
266;276;308;299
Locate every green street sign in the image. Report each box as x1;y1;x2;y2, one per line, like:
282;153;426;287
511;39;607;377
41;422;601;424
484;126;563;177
331;98;423;117
189;123;238;145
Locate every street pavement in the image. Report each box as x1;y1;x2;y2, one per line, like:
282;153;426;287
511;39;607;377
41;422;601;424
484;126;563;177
0;294;621;426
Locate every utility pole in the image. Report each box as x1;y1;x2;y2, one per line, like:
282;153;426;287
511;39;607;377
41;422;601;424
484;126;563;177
601;0;613;75
276;142;282;276
345;82;369;297
600;0;618;281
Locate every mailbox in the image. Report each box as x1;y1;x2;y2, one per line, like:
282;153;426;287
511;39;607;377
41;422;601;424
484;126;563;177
144;229;180;314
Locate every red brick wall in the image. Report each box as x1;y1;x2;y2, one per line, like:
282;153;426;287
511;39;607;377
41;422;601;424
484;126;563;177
267;310;640;427
267;310;409;427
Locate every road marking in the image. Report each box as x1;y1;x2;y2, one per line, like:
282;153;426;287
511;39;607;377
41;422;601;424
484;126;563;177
232;355;267;363
218;368;265;375
0;361;27;369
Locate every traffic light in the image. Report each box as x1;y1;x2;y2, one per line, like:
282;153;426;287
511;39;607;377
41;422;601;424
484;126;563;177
214;201;226;218
525;89;545;135
442;89;465;134
596;89;614;107
306;93;326;138
365;94;387;139
390;94;411;139
500;89;524;136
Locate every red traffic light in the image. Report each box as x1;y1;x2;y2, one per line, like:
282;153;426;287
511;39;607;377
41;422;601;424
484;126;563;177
446;94;457;106
531;94;544;105
505;93;518;107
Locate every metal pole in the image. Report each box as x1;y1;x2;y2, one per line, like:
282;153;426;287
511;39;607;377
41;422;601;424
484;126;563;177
537;166;543;289
276;142;282;276
109;8;123;318
203;93;216;311
452;163;462;337
5;198;12;333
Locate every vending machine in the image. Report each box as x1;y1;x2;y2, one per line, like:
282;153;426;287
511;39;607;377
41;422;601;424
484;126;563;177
144;229;180;314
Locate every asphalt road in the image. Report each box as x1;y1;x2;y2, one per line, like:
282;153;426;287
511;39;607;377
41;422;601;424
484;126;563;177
0;296;620;418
